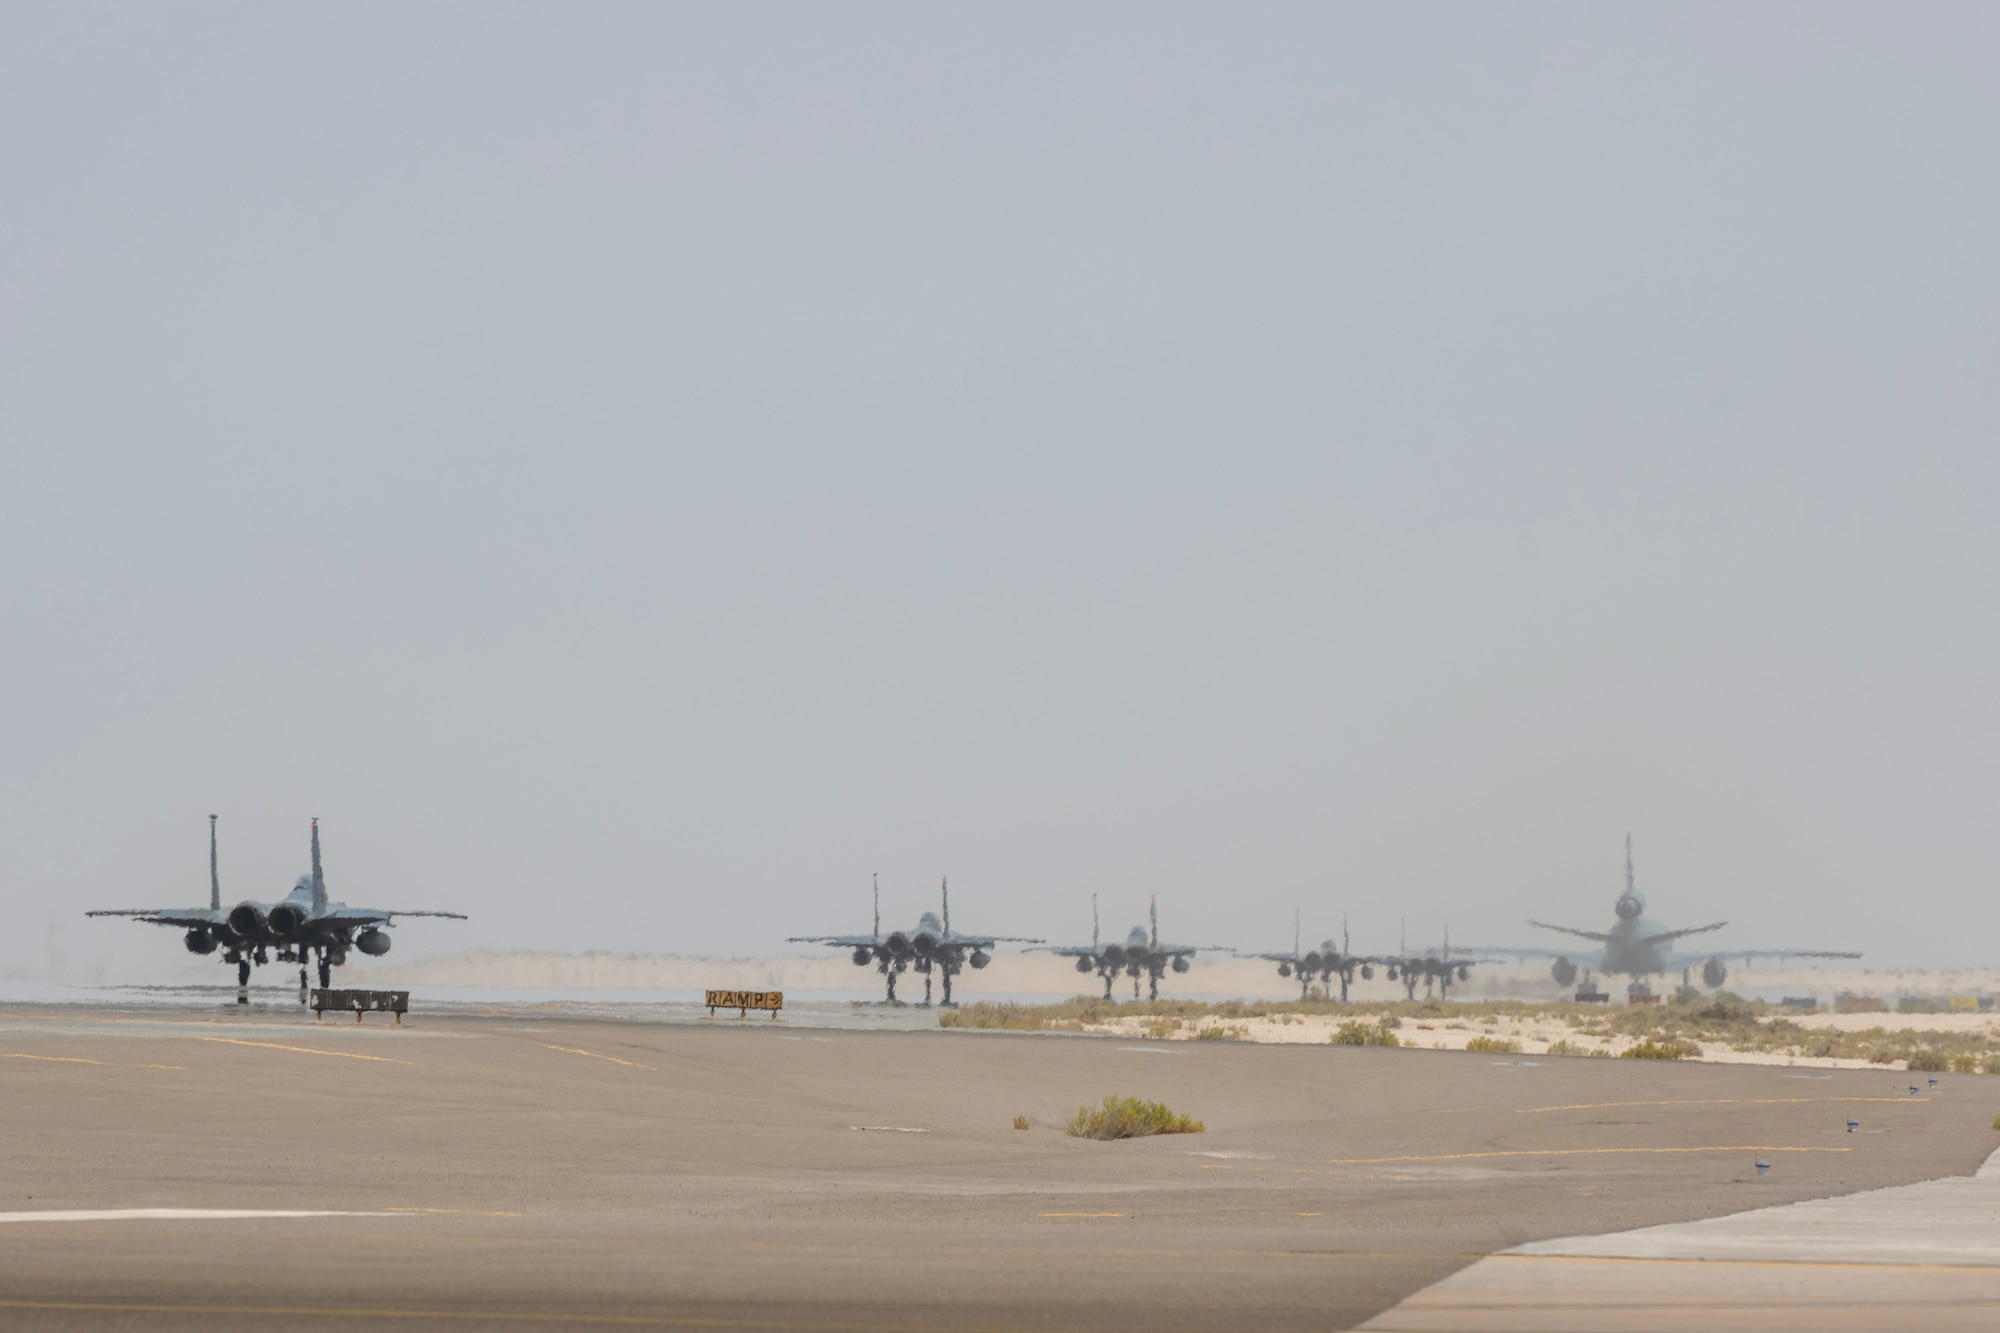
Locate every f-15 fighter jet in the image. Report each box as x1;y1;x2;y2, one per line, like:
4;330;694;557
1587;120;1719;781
88;816;466;1003
790;876;1040;1006
1244;912;1381;1001
1037;895;1227;1001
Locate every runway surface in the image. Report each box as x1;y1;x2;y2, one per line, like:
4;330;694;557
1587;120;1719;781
2;1000;1995;1330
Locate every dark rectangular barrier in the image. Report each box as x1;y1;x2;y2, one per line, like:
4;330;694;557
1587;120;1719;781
312;988;410;1024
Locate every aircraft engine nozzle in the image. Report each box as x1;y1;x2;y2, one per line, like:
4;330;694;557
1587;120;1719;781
1385;964;1399;981
1702;956;1728;989
1171;955;1189;974
1302;952;1324;972
884;931;912;959
969;949;990;969
909;932;937;959
1551;957;1579;988
268;904;308;934
1360;964;1374;980
227;903;266;938
1456;964;1470;982
1276;962;1293;978
1615;892;1644;922
1074;955;1094;974
183;927;216;955
850;948;872;967
356;928;391;957
1100;945;1126;968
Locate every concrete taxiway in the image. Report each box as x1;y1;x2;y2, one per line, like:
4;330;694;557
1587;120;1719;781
2;1000;1995;1330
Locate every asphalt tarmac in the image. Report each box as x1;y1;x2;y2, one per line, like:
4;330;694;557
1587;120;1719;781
3;1001;1995;1330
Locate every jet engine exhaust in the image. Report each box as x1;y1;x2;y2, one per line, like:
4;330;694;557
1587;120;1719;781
227;903;266;937
268;904;308;934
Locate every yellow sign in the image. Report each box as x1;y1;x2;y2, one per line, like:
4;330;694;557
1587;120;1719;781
706;990;783;1017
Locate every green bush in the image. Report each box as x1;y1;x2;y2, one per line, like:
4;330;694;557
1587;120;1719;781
1332;1020;1400;1047
1464;1035;1522;1053
1064;1095;1205;1140
1907;1049;1950;1073
1622;1039;1700;1061
1544;1038;1584;1057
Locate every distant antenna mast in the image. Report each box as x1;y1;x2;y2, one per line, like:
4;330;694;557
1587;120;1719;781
872;873;880;941
208;814;220;911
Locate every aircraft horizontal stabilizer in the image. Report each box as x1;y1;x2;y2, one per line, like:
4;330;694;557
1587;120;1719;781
1526;920;1611;943
1637;921;1726;947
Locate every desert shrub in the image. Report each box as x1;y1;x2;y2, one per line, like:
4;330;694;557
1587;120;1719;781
1332;1020;1400;1047
1193;1025;1236;1041
1065;1095;1204;1140
1908;1049;1950;1073
1623;1039;1701;1061
1951;1055;1979;1074
1544;1038;1583;1057
1465;1035;1522;1053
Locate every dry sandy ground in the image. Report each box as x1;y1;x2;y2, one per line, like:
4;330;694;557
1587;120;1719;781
1081;1010;2000;1073
3;1000;1998;1330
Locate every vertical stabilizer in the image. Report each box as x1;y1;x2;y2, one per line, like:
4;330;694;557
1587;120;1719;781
1294;907;1300;959
208;814;220;911
1091;893;1099;952
1150;895;1159;950
941;877;950;936
872;873;880;942
309;818;327;916
1342;912;1350;956
1625;832;1635;895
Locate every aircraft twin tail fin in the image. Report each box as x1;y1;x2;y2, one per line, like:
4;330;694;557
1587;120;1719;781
309;818;327;915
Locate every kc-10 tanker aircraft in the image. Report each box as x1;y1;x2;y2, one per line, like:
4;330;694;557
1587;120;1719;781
88;816;467;1003
1036;895;1228;1001
789;876;1041;1006
1462;835;1862;1000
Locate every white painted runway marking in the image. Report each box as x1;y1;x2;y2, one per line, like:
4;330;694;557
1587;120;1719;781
849;1125;928;1133
0;1209;405;1224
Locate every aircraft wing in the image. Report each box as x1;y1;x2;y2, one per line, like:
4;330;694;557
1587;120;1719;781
313;907;468;925
1025;944;1098;958
941;934;1045;948
1526;920;1613;943
1668;946;1862;965
1452;943;1603;962
85;908;223;928
788;934;880;948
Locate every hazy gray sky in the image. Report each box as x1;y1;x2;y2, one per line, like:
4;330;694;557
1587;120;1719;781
4;4;1996;972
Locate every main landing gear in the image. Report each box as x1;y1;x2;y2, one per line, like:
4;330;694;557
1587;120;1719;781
235;955;251;1005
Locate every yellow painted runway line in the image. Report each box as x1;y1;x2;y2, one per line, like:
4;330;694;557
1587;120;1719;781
0;1298;1030;1330
1518;1097;1931;1114
1327;1145;1853;1165
198;1037;414;1064
3;1053;185;1070
543;1043;657;1071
